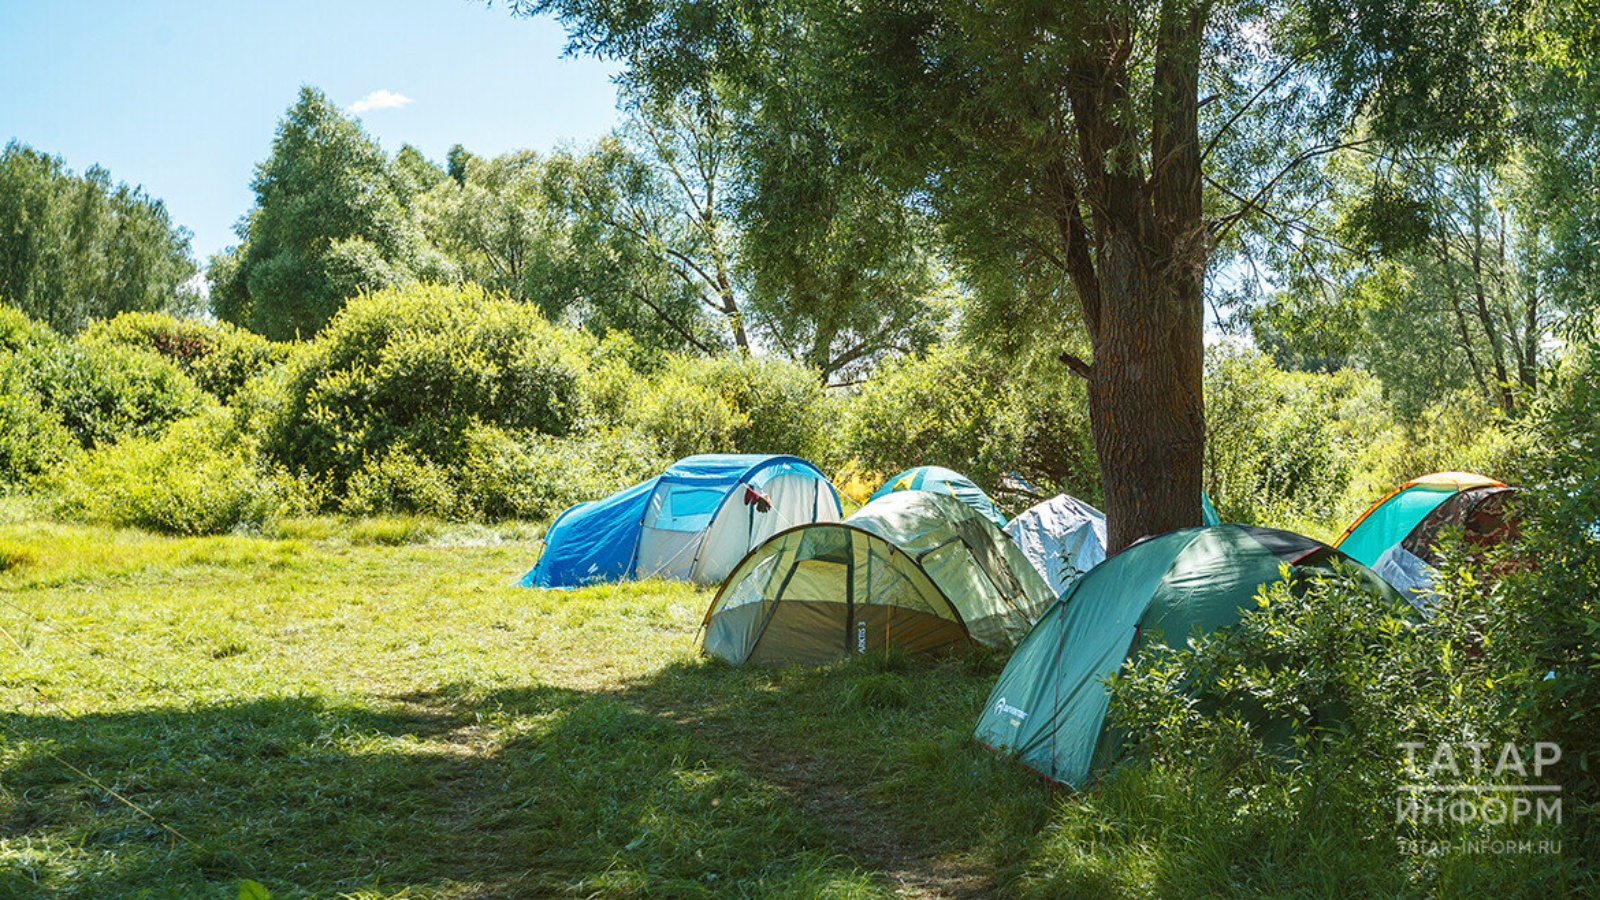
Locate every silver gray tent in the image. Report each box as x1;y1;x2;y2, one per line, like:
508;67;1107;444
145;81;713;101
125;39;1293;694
1003;494;1107;597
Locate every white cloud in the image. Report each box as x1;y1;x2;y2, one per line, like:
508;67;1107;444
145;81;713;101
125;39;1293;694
348;90;412;114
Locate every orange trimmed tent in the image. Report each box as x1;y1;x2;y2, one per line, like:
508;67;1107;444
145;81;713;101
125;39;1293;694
1334;472;1516;570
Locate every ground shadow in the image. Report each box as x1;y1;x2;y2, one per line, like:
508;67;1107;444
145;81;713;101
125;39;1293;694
0;652;1053;899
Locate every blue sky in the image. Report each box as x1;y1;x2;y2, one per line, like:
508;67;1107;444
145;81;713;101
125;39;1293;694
0;0;621;261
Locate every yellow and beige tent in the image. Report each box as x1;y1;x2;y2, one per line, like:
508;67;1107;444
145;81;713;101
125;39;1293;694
700;491;1055;666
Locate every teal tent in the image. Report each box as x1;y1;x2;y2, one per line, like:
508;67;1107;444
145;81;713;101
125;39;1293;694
1333;472;1507;567
973;524;1399;787
868;466;1006;528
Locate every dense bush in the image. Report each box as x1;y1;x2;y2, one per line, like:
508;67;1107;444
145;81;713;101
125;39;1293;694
44;343;210;449
81;311;289;400
337;425;665;522
837;343;1097;505
50;409;280;535
1500;317;1600;864
0;304;207;451
0;353;76;484
257;282;596;491
461;427;663;522
1349;388;1519;508
1204;343;1384;527
626;354;832;462
1071;565;1573;895
340;446;460;519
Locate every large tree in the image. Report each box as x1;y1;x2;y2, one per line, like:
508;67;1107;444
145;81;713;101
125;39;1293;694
0;142;197;334
209;87;454;340
419;143;724;355
518;0;1514;549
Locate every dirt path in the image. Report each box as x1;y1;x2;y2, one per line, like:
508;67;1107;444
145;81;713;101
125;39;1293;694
619;679;1002;900
751;748;999;900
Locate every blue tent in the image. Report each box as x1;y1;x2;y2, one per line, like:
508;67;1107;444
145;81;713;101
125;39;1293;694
867;466;1007;528
520;454;843;589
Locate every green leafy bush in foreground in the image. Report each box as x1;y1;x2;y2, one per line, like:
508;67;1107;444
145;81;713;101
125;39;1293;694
1502;315;1600;864
50;409;281;535
1057;564;1578;897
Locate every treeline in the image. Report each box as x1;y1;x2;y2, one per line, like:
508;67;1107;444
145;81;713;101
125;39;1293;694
0;142;198;334
0;279;1532;540
0;284;1091;533
206;87;944;384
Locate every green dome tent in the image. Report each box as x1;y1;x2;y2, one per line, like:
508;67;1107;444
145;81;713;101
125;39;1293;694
973;524;1400;787
868;466;1008;528
701;491;1054;666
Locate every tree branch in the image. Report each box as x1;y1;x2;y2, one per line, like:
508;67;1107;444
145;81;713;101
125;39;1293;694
1212;136;1382;244
1058;351;1094;379
631;287;716;354
1201;36;1339;165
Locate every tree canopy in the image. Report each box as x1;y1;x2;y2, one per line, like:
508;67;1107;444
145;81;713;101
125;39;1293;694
208;87;455;340
0;142;198;334
518;0;1521;548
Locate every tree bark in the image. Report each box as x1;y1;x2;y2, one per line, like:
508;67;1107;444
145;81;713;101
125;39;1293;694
1064;2;1208;553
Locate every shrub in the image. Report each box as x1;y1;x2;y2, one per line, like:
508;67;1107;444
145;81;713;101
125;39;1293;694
837;343;1097;504
45;343;210;449
0;303;64;356
1204;343;1380;526
626;354;833;462
1349;388;1519;513
0;304;207;454
341;447;460;519
0;353;76;485
259;282;596;490
80;311;289;400
455;426;665;522
1499;317;1600;864
50;409;277;535
1083;564;1569;894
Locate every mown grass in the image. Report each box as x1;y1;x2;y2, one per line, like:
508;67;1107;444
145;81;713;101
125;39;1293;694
0;517;1056;898
0;517;1575;899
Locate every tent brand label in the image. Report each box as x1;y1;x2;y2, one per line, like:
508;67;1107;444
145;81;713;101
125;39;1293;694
995;697;1028;722
857;621;867;653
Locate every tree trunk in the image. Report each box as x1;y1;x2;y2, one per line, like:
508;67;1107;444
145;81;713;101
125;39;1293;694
1468;188;1515;413
1089;239;1206;553
1063;2;1208;553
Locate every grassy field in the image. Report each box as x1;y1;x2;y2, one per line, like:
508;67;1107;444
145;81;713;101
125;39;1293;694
0;514;1573;899
0;514;1068;899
